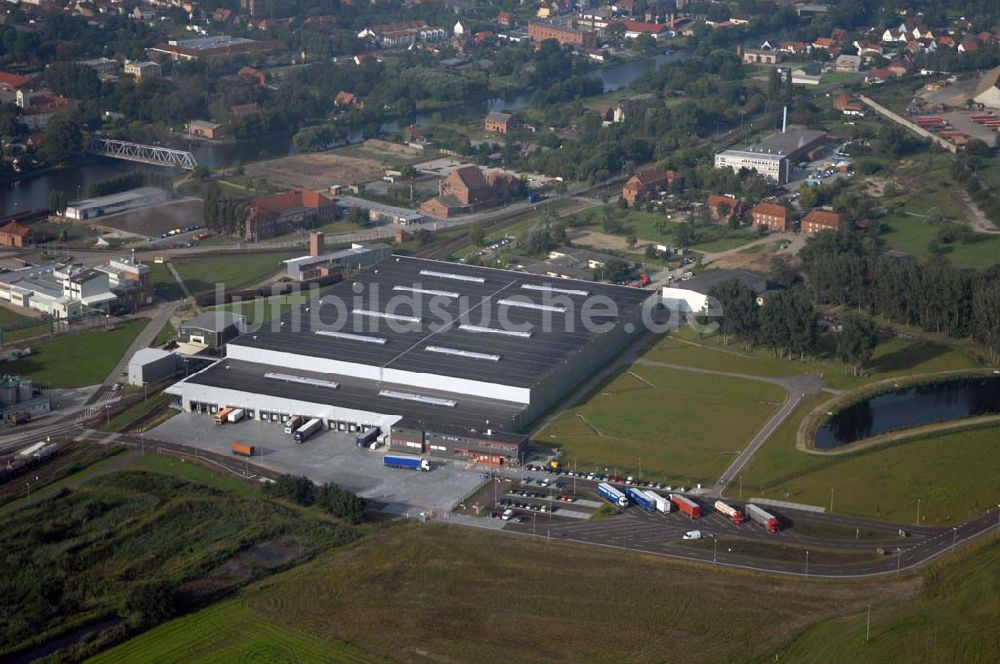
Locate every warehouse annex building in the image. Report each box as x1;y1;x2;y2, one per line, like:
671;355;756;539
166;256;656;466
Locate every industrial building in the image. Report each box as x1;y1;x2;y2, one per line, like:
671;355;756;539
0;374;49;423
662;269;770;314
64;188;170;221
0;257;149;318
128;348;178;386
284;235;391;282
149;35;282;61
177;311;247;352
714;129;828;184
334;197;425;226
166;256;656;465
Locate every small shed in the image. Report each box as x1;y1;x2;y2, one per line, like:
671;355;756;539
128;348;177;386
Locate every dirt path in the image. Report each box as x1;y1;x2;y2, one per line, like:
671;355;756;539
959;191;1000;233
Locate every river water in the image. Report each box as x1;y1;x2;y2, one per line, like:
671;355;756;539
1;51;684;214
814;377;1000;449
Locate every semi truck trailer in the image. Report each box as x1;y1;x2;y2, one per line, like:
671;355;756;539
293;418;323;443
18;442;47;458
215;407;234;425
283;416;303;434
597;482;628;508
356;427;381;447
383;455;430;471
670;494;702;518
714;500;746;524
625;486;656;511
227;408;245;423
231;442;254;457
645;490;672;513
746;504;780;533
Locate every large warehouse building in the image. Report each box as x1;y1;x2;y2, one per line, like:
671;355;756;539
166;256;656;466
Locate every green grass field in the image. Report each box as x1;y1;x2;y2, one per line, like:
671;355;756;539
0;306;47;344
172;252;300;297
767;539;1000;663
3;319;146;387
653;327;981;390
148;261;183;299
95;524;912;664
152;320;175;346
744;424;1000;525
537;363;785;483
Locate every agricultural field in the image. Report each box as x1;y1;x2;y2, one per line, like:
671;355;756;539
94;523;914;664
0;454;359;661
171;252;300;297
650;327;981;390
768;539;1000;663
536;363;785;483
3;319;146;388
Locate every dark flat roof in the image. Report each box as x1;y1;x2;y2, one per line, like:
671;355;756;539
185;358;526;433
230;255;653;389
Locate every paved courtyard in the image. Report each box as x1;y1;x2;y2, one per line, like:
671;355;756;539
149;413;487;513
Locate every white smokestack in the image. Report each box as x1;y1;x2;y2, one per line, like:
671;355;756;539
782;106;788;133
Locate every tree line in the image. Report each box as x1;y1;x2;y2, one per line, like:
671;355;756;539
800;231;1000;363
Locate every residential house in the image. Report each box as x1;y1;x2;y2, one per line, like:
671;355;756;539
123;60;161;80
853;40;883;57
958;40;979;53
593;103;625;125
357;21;446;48
419;166;518;218
706;195;743;224
812;37;838;52
622;169;677;207
15;91;73;130
749;202;788;232
801;209;842;235
833;94;865;116
779;41;811;55
230;102;262;119
497;11;511;28
621;20;670;40
334;91;363;108
0;71;32;103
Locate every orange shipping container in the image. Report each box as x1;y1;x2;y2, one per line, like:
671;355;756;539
231;442;254;457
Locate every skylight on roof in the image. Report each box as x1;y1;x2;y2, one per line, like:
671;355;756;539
521;283;590;297
314;330;387;344
418;269;485;284
378;389;456;407
265;373;339;389
497;298;566;313
425;345;500;362
458;323;532;338
353;308;421;324
393;285;460;298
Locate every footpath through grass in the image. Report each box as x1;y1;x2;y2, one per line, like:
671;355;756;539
767;538;1000;663
96;523;910;664
537;363;785;484
3;319;146;387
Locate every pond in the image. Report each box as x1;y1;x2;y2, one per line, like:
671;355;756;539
814;376;1000;449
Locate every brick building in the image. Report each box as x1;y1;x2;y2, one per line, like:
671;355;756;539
801;209;842;235
243;189;336;242
0;222;35;248
484;111;516;133
420;167;519;218
706;195;743;223
528;22;598;48
749;202;789;232
622;169;677;206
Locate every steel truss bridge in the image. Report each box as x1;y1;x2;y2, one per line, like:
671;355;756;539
87;138;198;170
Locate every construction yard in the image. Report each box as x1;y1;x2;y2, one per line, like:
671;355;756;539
243;150;387;191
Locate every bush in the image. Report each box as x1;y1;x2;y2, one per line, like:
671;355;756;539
125;579;177;626
317;483;367;524
264;475;316;506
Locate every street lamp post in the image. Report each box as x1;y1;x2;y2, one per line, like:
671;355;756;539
951;527;957;550
830;487;834;513
805;550;810;577
866;605;871;644
916;498;922;525
896;548;902;576
712;534;718;564
739;475;743;501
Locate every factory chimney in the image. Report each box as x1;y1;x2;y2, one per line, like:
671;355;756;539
782;106;788;133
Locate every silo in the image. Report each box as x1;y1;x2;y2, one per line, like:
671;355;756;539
0;376;16;406
17;377;33;403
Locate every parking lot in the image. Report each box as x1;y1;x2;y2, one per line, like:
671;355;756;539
148;413;486;514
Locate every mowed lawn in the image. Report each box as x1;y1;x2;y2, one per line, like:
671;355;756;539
537;364;785;483
172;252;300;297
648;328;981;390
95;524;910;664
769;540;999;663
745;425;1000;525
3;319;146;387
